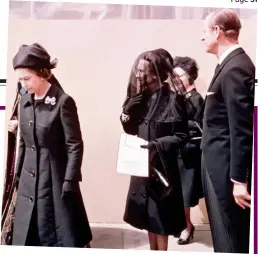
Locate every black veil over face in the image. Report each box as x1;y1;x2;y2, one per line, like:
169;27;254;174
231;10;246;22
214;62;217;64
153;48;173;69
122;49;186;108
153;48;187;95
123;51;171;107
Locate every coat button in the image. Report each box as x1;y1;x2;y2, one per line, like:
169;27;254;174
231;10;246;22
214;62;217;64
29;196;34;202
29;120;33;127
141;193;146;198
132;192;136;196
31;145;36;151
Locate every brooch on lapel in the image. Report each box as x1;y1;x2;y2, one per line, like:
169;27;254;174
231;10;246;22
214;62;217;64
185;92;192;99
45;96;56;106
121;113;130;122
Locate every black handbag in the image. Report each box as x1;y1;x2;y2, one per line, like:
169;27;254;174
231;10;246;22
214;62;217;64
145;140;173;201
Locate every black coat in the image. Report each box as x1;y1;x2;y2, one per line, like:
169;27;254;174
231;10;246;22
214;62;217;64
12;84;92;247
120;85;188;235
201;47;254;215
178;89;204;207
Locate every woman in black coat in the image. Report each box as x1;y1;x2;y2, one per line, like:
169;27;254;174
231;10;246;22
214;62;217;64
120;51;188;251
173;56;204;245
10;43;92;247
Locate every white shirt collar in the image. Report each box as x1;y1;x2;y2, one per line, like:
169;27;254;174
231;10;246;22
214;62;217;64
218;44;241;65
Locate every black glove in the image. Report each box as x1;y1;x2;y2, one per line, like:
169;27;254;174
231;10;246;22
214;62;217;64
140;141;155;150
61;180;77;199
140;141;157;166
123;93;143;115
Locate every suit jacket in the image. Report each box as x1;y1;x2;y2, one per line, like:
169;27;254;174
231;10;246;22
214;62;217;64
201;47;255;213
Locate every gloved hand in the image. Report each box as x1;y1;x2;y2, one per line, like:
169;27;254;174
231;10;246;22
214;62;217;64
123;93;143;115
140;141;157;166
61;180;77;199
140;141;155;150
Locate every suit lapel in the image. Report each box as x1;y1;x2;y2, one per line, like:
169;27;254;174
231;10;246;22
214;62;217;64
202;48;245;109
206;64;221;92
207;47;245;93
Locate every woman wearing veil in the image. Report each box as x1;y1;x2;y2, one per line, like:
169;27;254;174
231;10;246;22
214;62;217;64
120;51;188;251
151;50;203;244
4;43;92;247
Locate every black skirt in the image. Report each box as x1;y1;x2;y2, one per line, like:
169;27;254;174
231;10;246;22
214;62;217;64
146;195;183;235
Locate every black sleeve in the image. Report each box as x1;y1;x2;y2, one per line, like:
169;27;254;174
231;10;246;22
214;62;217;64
60;95;84;182
221;65;254;183
119;112;140;135
188;94;204;132
155;94;189;151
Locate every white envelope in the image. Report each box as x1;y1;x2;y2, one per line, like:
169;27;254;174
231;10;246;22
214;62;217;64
116;133;149;177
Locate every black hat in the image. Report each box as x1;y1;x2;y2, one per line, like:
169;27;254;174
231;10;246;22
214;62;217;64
13;43;57;70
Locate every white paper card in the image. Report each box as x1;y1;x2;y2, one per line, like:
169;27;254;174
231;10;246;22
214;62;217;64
116;133;149;177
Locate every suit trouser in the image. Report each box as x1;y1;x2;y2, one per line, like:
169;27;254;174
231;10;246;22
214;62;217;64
201;156;250;253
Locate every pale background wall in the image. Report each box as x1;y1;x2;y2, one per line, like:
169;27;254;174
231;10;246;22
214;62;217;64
4;17;257;224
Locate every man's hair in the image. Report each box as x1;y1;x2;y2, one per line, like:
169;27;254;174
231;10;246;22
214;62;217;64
208;9;242;40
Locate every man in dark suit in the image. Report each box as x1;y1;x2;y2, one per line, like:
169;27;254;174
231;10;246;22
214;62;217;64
200;9;254;253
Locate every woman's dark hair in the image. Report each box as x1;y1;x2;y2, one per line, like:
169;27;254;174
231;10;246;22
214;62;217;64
173;56;199;85
153;48;173;68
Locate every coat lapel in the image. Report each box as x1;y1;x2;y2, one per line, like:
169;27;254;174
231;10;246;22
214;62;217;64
21;94;34;122
21;93;33;109
20;84;60;128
